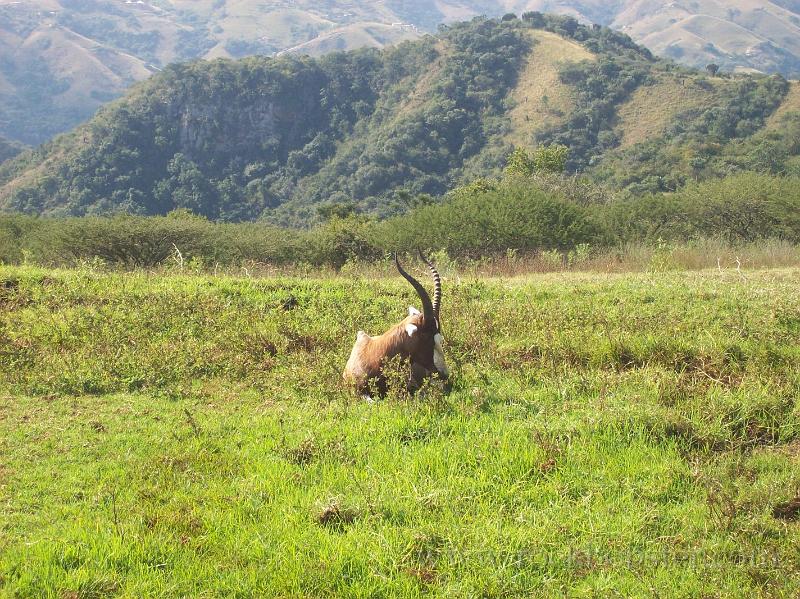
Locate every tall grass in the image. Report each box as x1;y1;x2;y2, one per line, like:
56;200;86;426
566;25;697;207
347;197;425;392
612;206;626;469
48;239;798;280
470;238;800;277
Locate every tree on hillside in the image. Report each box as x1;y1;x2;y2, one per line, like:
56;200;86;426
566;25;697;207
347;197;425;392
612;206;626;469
505;145;569;177
505;147;535;177
317;202;356;221
532;144;569;174
521;12;545;27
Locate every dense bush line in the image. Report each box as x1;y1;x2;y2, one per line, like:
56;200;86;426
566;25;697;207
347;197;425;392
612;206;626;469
601;174;800;243
1;173;797;268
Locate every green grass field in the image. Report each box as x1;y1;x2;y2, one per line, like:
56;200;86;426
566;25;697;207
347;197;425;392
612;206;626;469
1;265;799;597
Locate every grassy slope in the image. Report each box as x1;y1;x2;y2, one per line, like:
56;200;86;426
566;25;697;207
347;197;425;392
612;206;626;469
0;3;159;144
504;30;595;149
278;23;420;58
765;80;800;130
614;73;722;149
1;266;799;596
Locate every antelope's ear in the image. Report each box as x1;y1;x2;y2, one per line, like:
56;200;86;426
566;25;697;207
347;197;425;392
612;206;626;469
408;306;421;317
405;323;418;337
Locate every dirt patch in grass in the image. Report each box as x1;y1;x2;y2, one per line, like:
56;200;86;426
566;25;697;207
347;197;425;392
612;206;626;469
284;438;317;466
773;496;800;521
405;565;437;585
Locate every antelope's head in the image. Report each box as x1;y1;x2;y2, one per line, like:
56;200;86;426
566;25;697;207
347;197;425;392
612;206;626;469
395;251;449;382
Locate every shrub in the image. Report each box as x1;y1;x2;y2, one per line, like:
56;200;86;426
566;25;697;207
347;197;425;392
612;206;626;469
598;173;800;244
679;173;800;242
374;182;606;255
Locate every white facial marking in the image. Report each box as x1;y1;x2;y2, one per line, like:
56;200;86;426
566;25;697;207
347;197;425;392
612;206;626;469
408;306;421;317
433;347;449;377
432;333;449;376
405;323;418;337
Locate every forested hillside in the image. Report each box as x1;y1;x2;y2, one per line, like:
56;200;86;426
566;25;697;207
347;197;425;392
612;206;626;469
0;136;26;164
3;0;799;145
1;15;798;225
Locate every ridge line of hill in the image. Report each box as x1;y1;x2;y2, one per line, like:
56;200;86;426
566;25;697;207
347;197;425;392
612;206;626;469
1;14;798;225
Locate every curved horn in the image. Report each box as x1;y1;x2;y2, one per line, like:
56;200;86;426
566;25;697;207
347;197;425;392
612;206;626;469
419;250;441;319
395;253;435;329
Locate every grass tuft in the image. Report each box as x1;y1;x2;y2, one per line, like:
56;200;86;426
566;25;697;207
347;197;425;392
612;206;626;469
316;499;359;529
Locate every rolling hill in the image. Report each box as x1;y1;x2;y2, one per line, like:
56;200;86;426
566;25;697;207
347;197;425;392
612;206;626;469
1;1;800;146
0;15;797;225
0;0;420;144
573;0;800;75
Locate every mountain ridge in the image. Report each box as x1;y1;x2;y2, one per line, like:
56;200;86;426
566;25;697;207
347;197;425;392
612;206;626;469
1;1;800;145
2;15;798;225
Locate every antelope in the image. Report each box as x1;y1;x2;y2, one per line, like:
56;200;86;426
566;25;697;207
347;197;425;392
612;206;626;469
343;252;450;397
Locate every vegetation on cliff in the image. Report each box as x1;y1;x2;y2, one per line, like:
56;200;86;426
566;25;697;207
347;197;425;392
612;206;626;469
3;14;798;226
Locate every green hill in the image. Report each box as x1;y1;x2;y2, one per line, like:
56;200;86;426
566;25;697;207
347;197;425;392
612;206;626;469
0;136;26;164
1;14;798;225
3;1;800;146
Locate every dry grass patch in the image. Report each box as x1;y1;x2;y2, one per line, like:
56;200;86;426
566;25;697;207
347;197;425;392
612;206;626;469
504;30;595;148
765;80;800;129
393;41;450;121
615;74;720;148
316;499;359;529
278;22;418;58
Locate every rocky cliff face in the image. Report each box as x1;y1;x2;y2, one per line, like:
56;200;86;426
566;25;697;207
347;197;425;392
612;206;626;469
79;55;339;163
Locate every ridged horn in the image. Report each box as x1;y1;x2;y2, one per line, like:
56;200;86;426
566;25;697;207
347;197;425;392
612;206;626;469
419;250;441;319
395;253;435;329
